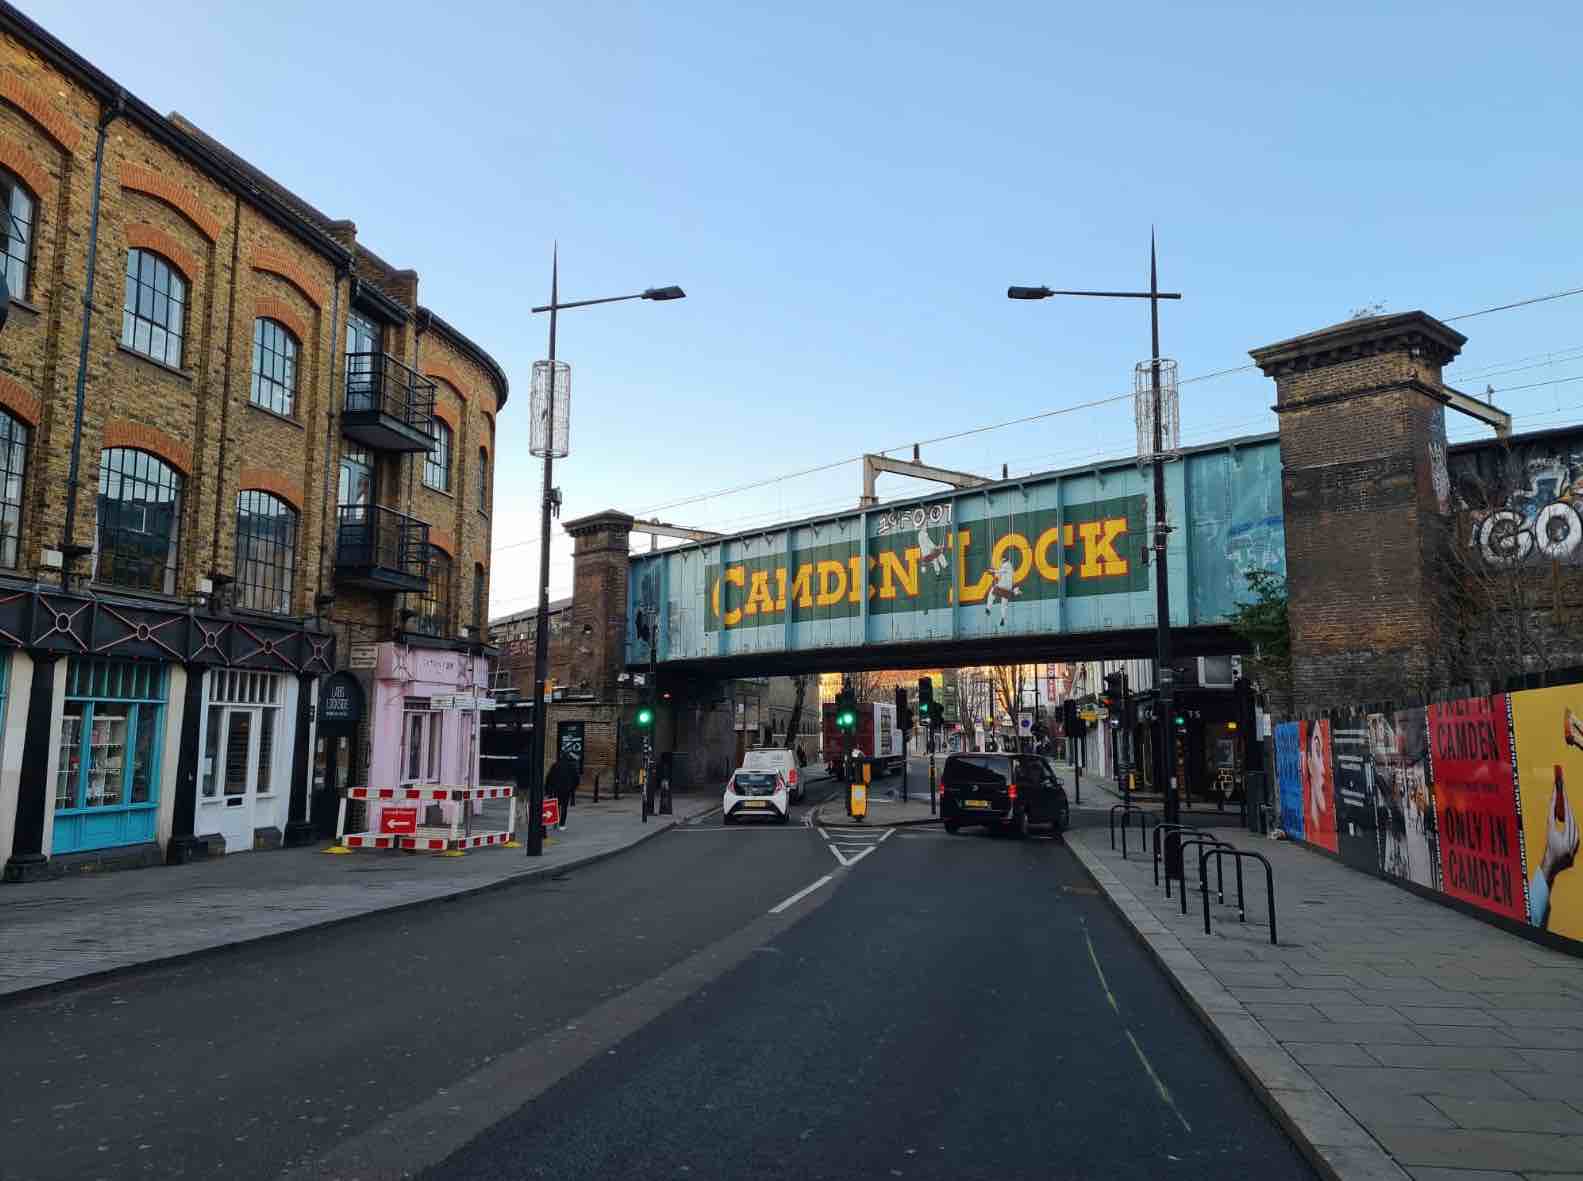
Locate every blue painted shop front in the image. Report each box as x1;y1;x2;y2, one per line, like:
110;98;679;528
51;658;167;855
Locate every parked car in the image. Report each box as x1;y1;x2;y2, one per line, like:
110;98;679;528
742;746;805;802
722;768;791;824
940;753;1069;837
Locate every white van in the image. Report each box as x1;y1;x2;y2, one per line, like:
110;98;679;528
741;747;804;802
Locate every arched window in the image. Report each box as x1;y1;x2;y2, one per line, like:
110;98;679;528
122;249;187;368
235;491;298;613
95;447;183;593
0;406;28;568
423;419;452;492
476;447;488;513
414;547;452;635
1;171;34;298
250;318;299;417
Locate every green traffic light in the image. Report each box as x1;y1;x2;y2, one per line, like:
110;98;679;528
637;707;654;727
1173;715;1185;727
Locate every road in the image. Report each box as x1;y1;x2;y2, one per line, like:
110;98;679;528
0;777;1315;1181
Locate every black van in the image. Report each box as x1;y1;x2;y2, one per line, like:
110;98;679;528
940;754;1070;837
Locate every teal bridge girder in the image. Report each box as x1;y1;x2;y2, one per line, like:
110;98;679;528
625;432;1285;679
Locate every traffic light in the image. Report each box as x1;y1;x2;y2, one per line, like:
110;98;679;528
1101;671;1124;711
917;676;934;725
635;705;655;729
895;686;912;732
834;685;858;731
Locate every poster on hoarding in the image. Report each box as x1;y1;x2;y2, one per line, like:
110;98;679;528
1430;696;1526;922
1510;685;1583;937
1275;721;1304;840
1299;718;1339;853
1371;709;1439;890
1331;710;1380;872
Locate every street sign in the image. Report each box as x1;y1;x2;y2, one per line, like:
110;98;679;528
379;807;418;835
1018;713;1033;735
348;644;378;670
431;694;499;712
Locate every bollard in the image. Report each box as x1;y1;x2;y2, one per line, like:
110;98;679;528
1074;765;1081;806
593;770;601;803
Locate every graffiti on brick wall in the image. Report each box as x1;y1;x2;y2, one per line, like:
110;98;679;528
1452;436;1583;567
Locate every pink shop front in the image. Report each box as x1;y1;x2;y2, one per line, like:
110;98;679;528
357;642;495;836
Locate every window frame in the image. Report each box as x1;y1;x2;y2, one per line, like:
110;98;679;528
121;248;188;369
400;699;444;787
423;419;452;492
234;490;299;614
1;169;35;301
249;317;300;418
0;406;28;569
476;447;489;514
412;547;452;636
94;447;184;595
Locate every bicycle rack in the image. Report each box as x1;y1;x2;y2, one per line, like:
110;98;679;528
1175;835;1233;914
1109;804;1154;855
1152;823;1226;892
1200;847;1278;945
1121;808;1162;860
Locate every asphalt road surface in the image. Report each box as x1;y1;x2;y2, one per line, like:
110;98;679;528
0;796;1315;1181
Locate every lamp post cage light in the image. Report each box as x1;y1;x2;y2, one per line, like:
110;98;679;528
530;360;571;458
1134;357;1180;460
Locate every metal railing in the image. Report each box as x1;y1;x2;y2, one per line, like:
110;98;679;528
1110;803;1160;859
335;503;430;582
344;351;437;431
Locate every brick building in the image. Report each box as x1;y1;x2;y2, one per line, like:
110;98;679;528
489;511;814;793
0;5;508;879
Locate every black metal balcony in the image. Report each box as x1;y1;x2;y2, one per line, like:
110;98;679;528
342;352;438;452
335;504;430;593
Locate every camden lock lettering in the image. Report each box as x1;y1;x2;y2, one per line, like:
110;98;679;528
706;496;1146;631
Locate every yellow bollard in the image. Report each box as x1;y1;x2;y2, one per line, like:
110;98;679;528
849;779;868;820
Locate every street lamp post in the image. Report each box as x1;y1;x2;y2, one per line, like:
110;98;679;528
1008;232;1184;874
523;250;684;857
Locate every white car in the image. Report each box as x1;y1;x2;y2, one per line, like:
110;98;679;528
741;746;805;802
723;768;791;825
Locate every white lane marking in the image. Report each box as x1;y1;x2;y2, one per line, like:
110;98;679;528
828;845;850;867
769;874;833;914
878;828;895;843
1125;1028;1193;1134
844;847;874;867
817;827;829;839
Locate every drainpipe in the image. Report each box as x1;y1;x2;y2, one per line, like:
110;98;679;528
62;90;126;563
315;264;347;611
208;191;243;578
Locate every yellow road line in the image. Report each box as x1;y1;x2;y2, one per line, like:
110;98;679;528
1083;925;1119;1015
1125;1028;1193;1134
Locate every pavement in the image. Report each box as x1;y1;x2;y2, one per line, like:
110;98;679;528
1067;815;1583;1181
0;789;720;999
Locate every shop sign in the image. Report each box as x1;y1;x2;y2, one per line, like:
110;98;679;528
380;807;418;835
348;644;379;670
318;672;364;726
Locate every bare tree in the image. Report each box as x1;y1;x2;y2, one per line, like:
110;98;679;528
782;675;808;751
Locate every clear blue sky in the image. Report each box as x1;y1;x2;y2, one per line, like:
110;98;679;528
35;0;1583;614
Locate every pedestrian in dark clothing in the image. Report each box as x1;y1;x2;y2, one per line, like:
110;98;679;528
546;754;579;830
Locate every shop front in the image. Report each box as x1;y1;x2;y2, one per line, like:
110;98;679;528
194;669;301;853
0;583;335;881
363;641;491;832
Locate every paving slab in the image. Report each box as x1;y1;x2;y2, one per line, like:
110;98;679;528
1424;1098;1583;1135
1067;820;1583;1181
